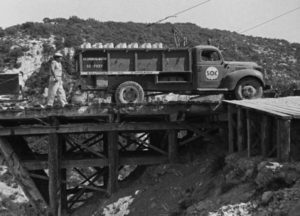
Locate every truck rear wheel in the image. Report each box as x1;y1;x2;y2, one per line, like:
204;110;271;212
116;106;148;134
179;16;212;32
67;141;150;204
234;78;263;100
115;81;145;104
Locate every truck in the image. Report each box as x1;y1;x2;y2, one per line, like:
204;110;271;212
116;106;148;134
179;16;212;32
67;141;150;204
74;45;267;103
0;73;20;100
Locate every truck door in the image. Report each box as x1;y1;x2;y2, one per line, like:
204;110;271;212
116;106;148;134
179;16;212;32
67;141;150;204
196;49;226;88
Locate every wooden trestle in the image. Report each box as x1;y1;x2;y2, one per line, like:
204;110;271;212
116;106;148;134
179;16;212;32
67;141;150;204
225;96;300;162
0;101;224;215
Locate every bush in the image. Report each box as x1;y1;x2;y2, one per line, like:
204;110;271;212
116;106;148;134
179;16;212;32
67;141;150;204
9;47;23;58
64;35;82;47
42;43;55;56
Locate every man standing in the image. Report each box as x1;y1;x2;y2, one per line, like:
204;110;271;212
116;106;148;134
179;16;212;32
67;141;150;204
47;52;67;107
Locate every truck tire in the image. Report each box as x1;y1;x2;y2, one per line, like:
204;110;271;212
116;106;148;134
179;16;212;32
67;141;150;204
115;81;145;104
234;78;263;100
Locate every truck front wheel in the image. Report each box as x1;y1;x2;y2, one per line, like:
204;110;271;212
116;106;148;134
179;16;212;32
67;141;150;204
234;78;263;100
115;81;145;104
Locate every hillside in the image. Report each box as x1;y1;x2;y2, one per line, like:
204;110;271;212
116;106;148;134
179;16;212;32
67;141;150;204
0;16;300;97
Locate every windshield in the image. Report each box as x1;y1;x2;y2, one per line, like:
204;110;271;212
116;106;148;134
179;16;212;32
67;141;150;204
201;50;221;61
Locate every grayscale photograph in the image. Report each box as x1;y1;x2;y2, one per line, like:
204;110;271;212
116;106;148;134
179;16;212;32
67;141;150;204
0;0;299;215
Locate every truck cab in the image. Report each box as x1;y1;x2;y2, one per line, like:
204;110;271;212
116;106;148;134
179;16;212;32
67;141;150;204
192;45;265;99
193;45;227;89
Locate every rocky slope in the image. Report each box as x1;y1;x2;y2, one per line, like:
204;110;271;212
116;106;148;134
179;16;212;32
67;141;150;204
71;140;300;216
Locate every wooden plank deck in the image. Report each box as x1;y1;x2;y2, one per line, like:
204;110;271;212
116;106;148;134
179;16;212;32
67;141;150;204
0;101;222;120
224;96;300;119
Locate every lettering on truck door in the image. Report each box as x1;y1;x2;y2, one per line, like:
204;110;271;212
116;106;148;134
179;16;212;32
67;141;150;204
196;49;225;88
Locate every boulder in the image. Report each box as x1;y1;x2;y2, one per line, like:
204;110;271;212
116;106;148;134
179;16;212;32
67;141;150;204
288;200;300;216
261;191;273;205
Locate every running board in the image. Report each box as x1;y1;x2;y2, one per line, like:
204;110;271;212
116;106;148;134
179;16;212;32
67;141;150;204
196;88;228;92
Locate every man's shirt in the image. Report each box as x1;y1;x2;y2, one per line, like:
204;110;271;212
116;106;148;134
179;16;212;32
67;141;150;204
50;60;62;78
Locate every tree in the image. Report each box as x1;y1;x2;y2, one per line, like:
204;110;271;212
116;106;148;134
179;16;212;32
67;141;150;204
43;17;51;23
0;27;5;37
64;35;82;48
43;43;55;56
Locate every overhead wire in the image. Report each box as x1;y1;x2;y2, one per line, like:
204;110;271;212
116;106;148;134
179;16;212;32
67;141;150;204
239;5;300;33
147;0;211;26
146;0;212;47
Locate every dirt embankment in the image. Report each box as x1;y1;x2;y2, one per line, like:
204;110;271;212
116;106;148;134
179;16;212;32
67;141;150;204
85;141;300;216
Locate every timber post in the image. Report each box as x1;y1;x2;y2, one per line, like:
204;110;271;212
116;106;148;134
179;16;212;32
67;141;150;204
246;110;251;158
227;105;234;153
107;114;119;194
60;135;67;216
276;119;291;161
260;116;268;157
48;118;62;216
168;129;178;163
236;107;244;152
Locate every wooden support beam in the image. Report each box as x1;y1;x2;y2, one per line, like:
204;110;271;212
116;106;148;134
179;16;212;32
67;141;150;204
60;136;67;216
123;133;168;155
168;129;178;163
0;137;47;213
179;133;202;146
107;131;118;194
0;122;222;136
260;116;268;157
48;133;61;216
276;119;281;160
102;133;109;190
0;102;220;121
246;110;251;157
66;135;105;158
7;136;50;204
23;158;107;170
227;105;234;153
23;155;168;171
236;107;244;152
276;119;291;161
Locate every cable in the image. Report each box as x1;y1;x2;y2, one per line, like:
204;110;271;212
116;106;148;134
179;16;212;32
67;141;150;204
239;5;300;33
147;0;211;26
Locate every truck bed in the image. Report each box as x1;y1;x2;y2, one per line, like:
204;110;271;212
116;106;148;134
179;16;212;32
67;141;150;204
77;48;192;75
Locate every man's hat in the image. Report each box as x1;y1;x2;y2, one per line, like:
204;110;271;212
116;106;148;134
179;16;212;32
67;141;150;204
54;52;63;57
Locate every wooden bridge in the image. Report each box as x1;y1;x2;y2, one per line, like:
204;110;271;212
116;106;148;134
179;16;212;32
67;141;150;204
0;97;299;215
0;100;225;216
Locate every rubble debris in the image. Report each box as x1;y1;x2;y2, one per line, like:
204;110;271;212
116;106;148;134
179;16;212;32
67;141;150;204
102;196;134;216
208;202;255;216
261;191;273;205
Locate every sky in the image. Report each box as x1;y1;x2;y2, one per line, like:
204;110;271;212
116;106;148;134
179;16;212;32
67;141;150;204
0;0;300;43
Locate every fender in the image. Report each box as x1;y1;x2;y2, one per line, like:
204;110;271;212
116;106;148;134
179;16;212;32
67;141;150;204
219;69;265;90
